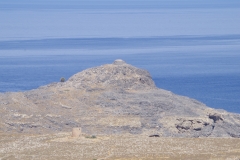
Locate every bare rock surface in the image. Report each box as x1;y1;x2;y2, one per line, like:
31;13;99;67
1;59;240;138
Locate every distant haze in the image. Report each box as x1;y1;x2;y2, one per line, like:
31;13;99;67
0;0;240;40
1;0;240;9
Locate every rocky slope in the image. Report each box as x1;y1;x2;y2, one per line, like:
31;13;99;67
1;59;240;137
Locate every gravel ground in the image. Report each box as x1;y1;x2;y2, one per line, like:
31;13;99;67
1;132;240;160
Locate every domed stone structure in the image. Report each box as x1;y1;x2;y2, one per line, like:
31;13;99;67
113;59;126;65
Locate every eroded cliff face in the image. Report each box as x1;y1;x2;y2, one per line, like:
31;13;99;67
1;59;240;137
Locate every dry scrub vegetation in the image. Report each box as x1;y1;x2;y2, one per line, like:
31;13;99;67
0;132;240;160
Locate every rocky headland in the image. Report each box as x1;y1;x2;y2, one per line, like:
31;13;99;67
1;59;240;138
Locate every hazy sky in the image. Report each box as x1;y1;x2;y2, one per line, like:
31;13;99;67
1;0;240;10
0;1;240;40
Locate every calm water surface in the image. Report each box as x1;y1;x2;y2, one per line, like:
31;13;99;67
0;37;240;113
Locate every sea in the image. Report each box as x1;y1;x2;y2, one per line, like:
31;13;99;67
0;2;240;113
0;36;240;113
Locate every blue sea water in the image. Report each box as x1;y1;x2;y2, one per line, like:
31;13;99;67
0;1;240;113
0;37;240;113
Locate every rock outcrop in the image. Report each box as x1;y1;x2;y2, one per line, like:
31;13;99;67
0;59;240;138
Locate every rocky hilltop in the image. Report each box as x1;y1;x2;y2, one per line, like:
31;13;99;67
1;59;240;137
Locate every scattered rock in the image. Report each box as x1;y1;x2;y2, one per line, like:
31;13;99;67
72;128;81;137
149;134;160;137
209;113;223;123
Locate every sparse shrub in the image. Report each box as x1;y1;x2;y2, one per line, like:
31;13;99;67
60;77;65;82
85;135;97;139
91;135;96;138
